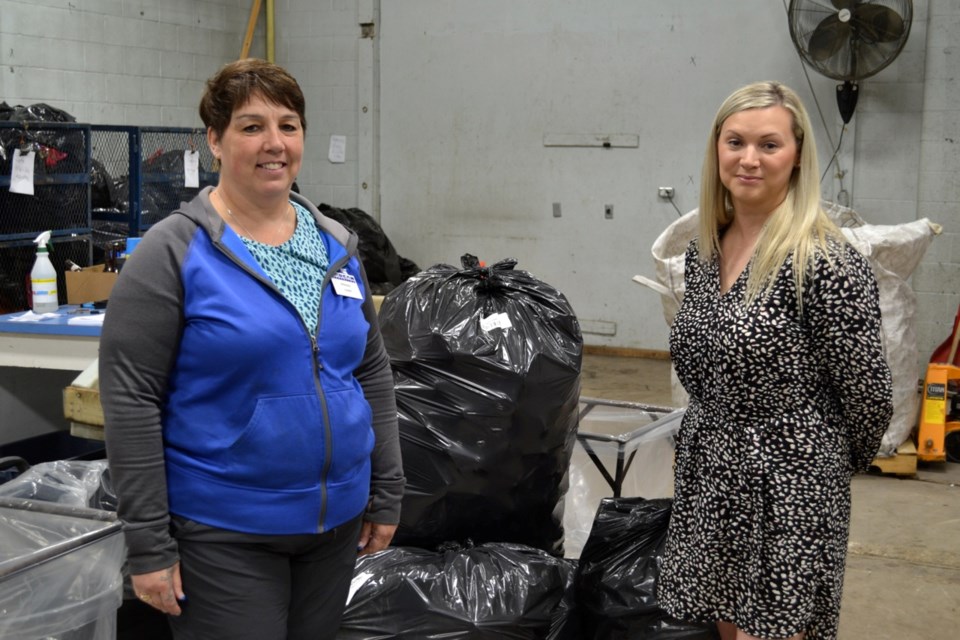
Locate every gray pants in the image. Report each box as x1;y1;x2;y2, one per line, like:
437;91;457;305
167;514;363;640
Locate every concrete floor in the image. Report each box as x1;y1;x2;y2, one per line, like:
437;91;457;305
576;353;960;640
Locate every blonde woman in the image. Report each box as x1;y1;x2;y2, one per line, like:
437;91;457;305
656;81;893;640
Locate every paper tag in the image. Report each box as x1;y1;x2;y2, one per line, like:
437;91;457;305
183;150;200;188
10;149;36;195
331;270;362;299
480;312;512;332
328;135;346;163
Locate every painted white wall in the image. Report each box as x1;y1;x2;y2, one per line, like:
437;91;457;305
378;0;852;351
273;0;372;208
913;0;960;365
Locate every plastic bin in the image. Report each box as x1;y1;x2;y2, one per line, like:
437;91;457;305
0;496;124;640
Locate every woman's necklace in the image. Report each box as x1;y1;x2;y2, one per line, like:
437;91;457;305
215;190;290;245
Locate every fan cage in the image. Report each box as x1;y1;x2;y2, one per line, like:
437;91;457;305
788;0;913;82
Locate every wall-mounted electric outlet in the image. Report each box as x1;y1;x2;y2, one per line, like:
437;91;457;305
604;204;614;219
658;187;675;199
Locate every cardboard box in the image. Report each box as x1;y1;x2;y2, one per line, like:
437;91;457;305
65;265;117;304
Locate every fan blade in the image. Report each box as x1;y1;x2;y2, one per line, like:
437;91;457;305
830;0;856;9
809;14;851;61
853;4;906;43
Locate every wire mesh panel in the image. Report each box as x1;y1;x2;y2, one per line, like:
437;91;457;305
0;235;93;314
90;126;218;241
139;128;218;227
0;122;92;240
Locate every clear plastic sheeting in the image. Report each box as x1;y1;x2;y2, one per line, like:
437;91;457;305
637;203;940;454
574;497;717;639
0;497;123;640
0;460;115;511
564;401;682;560
380;255;582;554
339;542;577;639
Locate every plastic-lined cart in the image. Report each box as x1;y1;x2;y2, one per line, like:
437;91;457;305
0;462;124;640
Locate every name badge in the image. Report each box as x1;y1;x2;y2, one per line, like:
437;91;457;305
331;270;363;299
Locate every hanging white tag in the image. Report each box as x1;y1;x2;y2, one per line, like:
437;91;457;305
480;312;512;332
10;149;36;195
183;150;200;188
331;270;363;299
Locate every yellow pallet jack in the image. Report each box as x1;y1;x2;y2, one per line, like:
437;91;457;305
917;305;960;463
917;363;960;462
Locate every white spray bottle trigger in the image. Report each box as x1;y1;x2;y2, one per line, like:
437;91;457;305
33;230;52;252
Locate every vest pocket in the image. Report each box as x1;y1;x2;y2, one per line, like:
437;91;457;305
224;393;325;489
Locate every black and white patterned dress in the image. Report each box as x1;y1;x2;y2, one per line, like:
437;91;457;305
657;237;893;640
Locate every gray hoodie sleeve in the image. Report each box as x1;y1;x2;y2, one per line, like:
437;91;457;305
353;263;405;525
99;216;192;575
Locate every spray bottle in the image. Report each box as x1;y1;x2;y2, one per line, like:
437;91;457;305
30;230;58;313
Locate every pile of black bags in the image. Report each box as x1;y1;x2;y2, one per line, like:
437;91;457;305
342;255;699;638
339;496;716;639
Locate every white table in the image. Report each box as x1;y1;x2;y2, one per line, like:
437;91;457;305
0;307;101;371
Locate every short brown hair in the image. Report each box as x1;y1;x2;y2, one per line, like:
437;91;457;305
199;59;307;138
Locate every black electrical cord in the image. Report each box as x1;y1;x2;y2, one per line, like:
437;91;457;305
820;124;845;184
667;195;683;217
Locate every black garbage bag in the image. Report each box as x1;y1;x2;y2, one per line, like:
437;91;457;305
318;203;420;294
0;103;82;175
338;542;577;639
90;157;115;210
380;255;582;555
0;103;87;233
0;102;76;123
107;174;167;223
140;149;211;224
575;497;718;640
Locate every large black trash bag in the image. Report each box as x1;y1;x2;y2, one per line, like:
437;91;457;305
0;102;86;233
575;498;718;640
90;157;116;210
380;255;582;555
318;203;419;294
140;150;211;224
338;542;577;639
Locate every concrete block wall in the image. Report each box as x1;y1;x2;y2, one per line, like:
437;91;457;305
0;0;260;127
849;0;928;227
914;0;960;365
274;0;365;208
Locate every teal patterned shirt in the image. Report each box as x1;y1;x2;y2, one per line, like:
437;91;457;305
240;201;329;333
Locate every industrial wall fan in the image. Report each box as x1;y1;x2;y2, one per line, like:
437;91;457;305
788;0;913;122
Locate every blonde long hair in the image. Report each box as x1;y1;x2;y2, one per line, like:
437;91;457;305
697;81;843;309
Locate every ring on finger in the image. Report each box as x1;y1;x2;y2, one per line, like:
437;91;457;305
139;593;152;603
